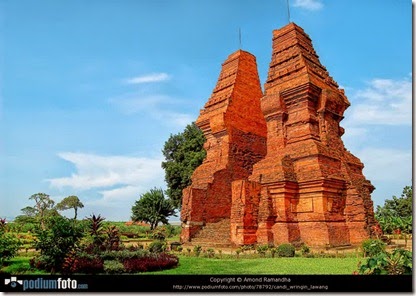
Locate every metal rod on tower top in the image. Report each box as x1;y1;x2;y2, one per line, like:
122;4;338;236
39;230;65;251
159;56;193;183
239;27;242;49
286;0;291;23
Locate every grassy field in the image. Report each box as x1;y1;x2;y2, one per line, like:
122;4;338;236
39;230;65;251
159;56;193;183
1;256;46;275
2;255;361;275
147;256;361;275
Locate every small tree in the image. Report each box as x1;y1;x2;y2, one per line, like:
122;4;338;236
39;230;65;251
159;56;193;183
0;218;21;266
32;215;83;273
56;195;84;220
131;188;176;230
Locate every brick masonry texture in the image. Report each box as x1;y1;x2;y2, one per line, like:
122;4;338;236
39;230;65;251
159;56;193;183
180;23;377;247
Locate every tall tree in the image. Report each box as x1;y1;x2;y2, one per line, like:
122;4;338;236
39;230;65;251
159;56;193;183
28;193;57;229
56;195;84;220
162;122;206;209
131;188;176;230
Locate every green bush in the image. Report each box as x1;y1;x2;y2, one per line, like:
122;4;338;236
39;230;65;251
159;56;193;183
206;248;215;258
162;224;181;238
277;244;295;257
152;228;166;241
32;216;84;273
148;241;166;253
241;245;254;252
300;244;310;256
256;245;269;257
193;245;202;257
104;260;125;274
357;248;412;275
0;221;22;267
361;239;386;257
0;234;21;266
0;218;22;266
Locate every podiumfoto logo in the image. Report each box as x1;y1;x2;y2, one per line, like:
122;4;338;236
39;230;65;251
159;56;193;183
4;276;88;291
4;276;23;288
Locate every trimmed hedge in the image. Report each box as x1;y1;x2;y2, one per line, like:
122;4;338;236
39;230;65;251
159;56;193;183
277;244;295;257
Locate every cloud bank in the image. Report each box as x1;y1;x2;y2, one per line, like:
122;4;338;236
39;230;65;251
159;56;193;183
347;77;411;126
47;152;165;210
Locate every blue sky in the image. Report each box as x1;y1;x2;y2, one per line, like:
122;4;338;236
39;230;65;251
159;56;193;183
1;0;412;221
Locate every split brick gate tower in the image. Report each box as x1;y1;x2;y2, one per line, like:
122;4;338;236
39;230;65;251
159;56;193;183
180;23;377;247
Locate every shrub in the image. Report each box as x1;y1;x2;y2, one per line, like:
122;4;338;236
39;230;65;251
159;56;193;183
32;216;84;273
104;260;125;274
61;250;104;274
70;256;104;274
357;248;412;275
256;245;269;257
148;241;166;253
152;228;167;241
123;253;179;273
206;248;215;258
163;224;181;238
0;219;21;266
361;239;386;257
277;244;295;257
30;255;53;271
241;245;254;252
103;225;122;251
86;214;106;251
193;245;202;257
300;244;310;256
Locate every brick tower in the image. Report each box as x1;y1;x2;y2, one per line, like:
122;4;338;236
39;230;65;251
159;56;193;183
180;50;267;245
231;23;377;247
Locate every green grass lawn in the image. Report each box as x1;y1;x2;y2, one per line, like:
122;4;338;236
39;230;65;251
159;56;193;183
1;256;46;275
147;256;362;275
2;255;362;275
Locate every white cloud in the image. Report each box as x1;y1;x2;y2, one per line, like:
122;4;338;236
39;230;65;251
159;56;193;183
48;152;164;190
125;73;170;84
292;0;323;11
346;77;411;126
355;148;412;183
